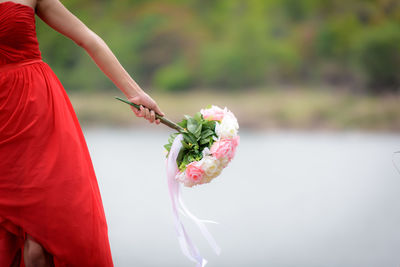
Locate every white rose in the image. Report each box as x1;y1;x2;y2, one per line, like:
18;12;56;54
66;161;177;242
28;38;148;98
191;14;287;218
216;114;239;139
200;156;222;179
202;147;211;157
218;156;230;169
175;171;187;183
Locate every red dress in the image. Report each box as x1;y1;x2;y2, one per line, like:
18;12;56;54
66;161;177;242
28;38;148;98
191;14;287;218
0;2;114;266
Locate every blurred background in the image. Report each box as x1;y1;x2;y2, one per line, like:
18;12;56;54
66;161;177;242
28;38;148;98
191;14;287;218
37;0;400;266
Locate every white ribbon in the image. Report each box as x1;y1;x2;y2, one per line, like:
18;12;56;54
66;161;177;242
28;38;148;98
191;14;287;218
166;134;221;267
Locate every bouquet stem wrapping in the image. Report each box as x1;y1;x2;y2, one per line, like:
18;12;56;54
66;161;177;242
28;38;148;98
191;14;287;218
115;97;185;132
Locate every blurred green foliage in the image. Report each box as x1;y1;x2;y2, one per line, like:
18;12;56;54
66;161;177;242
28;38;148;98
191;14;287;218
36;0;400;93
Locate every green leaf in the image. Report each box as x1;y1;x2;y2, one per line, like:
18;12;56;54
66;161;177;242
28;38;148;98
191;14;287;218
188;154;195;162
183;133;197;145
178;119;187;128
200;138;210;145
193;112;203;122
196;152;203;161
201;129;214;139
193;123;202;139
187;118;198;134
203;120;216;130
176;148;185;168
181;140;192;149
171;110;219;171
168;133;178;144
179;153;192;171
164;143;172;151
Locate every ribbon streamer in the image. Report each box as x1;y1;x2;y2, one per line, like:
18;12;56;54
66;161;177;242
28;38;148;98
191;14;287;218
166;134;221;267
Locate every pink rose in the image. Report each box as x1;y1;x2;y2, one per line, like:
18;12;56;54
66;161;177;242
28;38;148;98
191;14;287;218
210;136;239;161
232;135;240;149
230;136;240;160
200;106;225;121
185;162;205;183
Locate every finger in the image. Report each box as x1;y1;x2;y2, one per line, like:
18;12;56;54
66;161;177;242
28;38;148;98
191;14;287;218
153;104;165;117
131;106;141;117
147;101;163;117
139;105;146;117
144;107;150;121
150;110;155;123
155;119;160;125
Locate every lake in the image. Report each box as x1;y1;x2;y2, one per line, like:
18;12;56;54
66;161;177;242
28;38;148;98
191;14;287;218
84;128;400;267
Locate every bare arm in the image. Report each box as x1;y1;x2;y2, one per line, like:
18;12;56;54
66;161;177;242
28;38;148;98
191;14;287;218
36;0;163;123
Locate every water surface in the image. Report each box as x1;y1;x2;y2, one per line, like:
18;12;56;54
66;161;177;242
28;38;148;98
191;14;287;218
84;128;400;267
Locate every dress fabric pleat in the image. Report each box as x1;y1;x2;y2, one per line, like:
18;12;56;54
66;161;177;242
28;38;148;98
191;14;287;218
0;2;114;266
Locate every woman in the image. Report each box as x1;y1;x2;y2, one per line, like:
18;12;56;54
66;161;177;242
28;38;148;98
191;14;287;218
0;0;163;266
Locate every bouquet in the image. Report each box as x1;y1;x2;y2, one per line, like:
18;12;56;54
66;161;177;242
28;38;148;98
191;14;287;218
164;105;240;187
116;97;239;267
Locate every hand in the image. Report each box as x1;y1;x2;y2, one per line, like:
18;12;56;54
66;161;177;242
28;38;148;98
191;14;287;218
128;92;164;124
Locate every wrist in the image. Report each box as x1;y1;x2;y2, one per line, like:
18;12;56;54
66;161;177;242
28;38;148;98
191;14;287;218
122;81;142;99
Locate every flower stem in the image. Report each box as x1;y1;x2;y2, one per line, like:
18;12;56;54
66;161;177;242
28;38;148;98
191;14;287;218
115;97;185;133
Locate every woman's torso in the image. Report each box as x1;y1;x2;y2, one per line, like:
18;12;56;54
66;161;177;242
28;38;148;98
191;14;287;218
0;1;41;65
0;0;35;9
